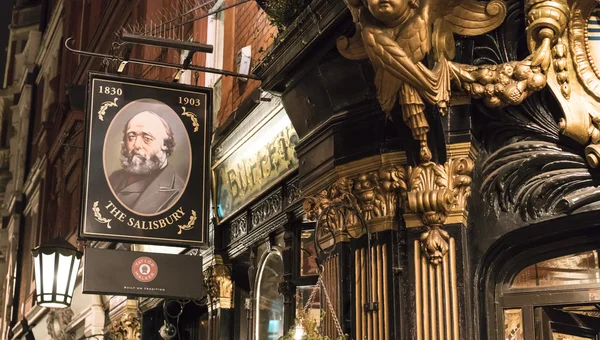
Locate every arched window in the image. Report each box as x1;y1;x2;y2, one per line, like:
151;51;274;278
478;211;600;340
255;249;284;340
499;250;600;340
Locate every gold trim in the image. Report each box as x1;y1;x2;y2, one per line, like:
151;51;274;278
383;243;389;340
414;237;460;340
177;210;197;234
443;251;451;339
450;238;459;340
181;106;200;132
355;249;362;340
92;201;112;229
415;240;422;340
98;98;118;121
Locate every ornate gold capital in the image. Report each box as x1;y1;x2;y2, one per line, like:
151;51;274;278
303;160;407;247
204;255;234;309
402;143;475;264
110;299;140;340
303;144;475;263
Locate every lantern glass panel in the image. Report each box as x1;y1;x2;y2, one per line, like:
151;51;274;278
68;257;80;295
41;253;55;294
33;253;41;294
56;254;72;294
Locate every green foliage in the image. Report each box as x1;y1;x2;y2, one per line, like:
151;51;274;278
278;311;348;340
263;0;306;32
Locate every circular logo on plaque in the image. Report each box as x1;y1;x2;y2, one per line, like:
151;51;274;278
132;257;158;283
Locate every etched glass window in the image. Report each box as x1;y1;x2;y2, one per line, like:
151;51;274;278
511;251;600;289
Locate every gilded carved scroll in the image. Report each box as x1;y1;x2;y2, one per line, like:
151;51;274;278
540;0;600;168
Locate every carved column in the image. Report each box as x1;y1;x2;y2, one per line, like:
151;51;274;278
110;299;140;340
204;254;234;340
303;152;407;339
401;142;476;340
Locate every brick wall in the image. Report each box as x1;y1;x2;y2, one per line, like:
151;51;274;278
217;0;276;126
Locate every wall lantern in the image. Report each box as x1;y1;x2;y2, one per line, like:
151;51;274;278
32;236;82;308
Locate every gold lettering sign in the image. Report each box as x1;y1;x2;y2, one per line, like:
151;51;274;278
213;107;298;222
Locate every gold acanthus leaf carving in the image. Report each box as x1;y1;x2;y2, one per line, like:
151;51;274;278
204;255;233;308
419;224;450;265
304;155;473;264
302;165;408;233
110;300;141;340
338;0;567;163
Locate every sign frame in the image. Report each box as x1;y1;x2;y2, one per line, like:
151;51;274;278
79;72;212;247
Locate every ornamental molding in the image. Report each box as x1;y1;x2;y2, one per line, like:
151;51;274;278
110;299;140;340
203;255;234;309
251;189;283;228
47;307;75;340
230;214;248;240
303;144;475;264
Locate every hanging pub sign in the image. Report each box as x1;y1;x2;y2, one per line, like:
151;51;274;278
79;73;212;246
83;247;204;299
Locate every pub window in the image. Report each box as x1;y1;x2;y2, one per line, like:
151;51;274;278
296;229;320;326
510;251;600;289
255;250;284;340
499;250;600;340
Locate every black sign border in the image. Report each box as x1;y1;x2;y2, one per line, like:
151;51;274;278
82;248;205;300
79;72;212;247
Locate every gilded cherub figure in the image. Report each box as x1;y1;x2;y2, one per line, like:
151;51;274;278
345;0;456;162
338;0;566;164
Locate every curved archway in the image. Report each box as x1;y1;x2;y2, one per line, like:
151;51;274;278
254;248;285;340
477;210;600;340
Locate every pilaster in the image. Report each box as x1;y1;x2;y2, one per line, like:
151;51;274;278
109;299;140;340
204;255;234;340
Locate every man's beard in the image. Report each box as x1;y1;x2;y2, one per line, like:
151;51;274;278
121;149;167;175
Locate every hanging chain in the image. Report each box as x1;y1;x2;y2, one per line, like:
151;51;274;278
319;276;344;338
302;272;322;313
299;264;344;338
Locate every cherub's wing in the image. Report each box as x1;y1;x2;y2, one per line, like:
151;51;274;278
443;0;507;36
362;24;437;94
337;26;368;60
337;2;368;60
375;68;401;112
395;13;431;64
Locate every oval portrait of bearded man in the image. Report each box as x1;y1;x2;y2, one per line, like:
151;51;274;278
103;98;192;216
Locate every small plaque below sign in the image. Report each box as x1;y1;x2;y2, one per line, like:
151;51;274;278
83;248;204;300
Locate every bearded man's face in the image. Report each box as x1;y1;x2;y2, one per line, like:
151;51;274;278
121;112;169;175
